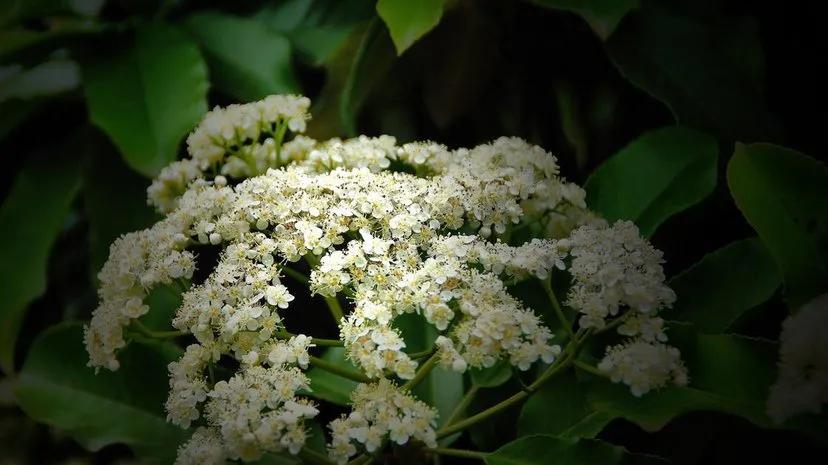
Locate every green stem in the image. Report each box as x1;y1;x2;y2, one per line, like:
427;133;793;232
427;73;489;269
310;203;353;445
429;447;488;460
276;330;343;347
403;352;439;390
309;355;371;383
305;255;346;323
273;120;289;164
573;360;607;378
407;348;436;359
542;277;573;338
436;332;594;440
133;321;184;339
280;265;310;284
595;312;632;335
444;384;479;427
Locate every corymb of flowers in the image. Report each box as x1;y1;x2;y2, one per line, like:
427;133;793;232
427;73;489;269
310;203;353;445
84;94;688;465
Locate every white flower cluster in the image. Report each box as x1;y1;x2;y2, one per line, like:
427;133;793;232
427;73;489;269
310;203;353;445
767;293;828;422
87;94;689;462
149;95;311;212
564;220;676;329
328;379;437;464
169;341;318;462
313;232;564;378
598;340;688;396
562;220;686;395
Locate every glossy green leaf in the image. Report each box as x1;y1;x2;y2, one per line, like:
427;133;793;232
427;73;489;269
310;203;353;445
0;150;81;373
184;12;298;102
606;4;780;141
585;126;717;237
486;434;666;465
14;323;186;464
376;0;444;54
83;131;158;277
670;237;781;332
531;0;640;39
727;143;828;309
84;23;208;177
304;347;359;405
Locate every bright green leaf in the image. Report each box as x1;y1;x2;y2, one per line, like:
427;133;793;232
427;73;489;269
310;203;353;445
727;143;828;309
669;238;781;332
84;23;208;177
376;0;444;54
184;12;299;102
14;323;187;464
0;150;81;373
486;434;666;465
304;347;359;405
585;126;717;237
531;0;640;40
606;4;780;141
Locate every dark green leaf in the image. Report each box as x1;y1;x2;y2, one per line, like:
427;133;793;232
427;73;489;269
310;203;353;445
0;59;80;102
304;347;359;405
470;361;513;388
257;0;374;66
339;18;397;135
0;98;41;141
14;323;186;464
531;0;640;39
184;12;299;102
83;132;158;277
84;23;208;177
585;126;717;237
606;4;780;141
518;371;606;438
376;0;444;54
0;149;81;373
585;330;776;432
669;238;781;333
727;143;828;309
486;434;666;465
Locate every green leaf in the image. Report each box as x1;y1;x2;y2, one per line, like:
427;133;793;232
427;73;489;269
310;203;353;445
257;0;375;66
304;347;359;405
83;131;158;277
727;143;828;309
606;4;780;141
518;371;607;438
0;98;41;141
339;18;397;135
587;330;776;433
470;361;513;388
486;434;666;465
14;323;186;464
669;238;781;333
0;58;80;102
376;0;444;54
0;150;81;373
84;23;208;177
531;0;640;40
585;126;718;237
184;12;299;102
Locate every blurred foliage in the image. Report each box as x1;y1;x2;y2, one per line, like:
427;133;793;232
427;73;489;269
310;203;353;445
0;0;827;464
